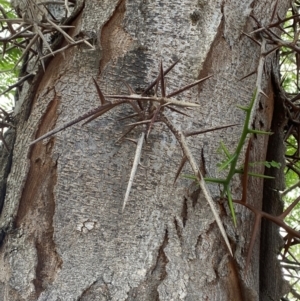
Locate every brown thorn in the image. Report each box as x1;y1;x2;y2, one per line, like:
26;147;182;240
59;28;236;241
124;138;137;144
262;46;280;58
279;195;300;220
161;112;233;255
141;57;181;96
122;80;135;95
166;106;191;117
118;113;139;121
173;156;187;184
34;24;54;56
239;70;257;81
39;40;88;60
146;105;161;139
82;106;114;126
14;33;39;68
106;95;201;108
184;124;238;137
259;89;268;99
115;125;138;143
270;0;279;22
127;100;144;118
242;32;261;46
30;103;114;145
127;120;152;127
160;61;166;97
167;75;213;98
92;78;108;105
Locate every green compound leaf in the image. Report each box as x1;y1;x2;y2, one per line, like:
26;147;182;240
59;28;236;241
226;188;237;227
247;172;275;179
268;160;281;168
218;154;237;172
219;141;231;159
182;174;197;180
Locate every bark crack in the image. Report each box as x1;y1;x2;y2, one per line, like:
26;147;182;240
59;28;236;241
181;198;188;227
15;92;62;298
125;229;169;301
99;0;133;73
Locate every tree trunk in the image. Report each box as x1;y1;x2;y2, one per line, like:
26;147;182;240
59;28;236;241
0;0;290;300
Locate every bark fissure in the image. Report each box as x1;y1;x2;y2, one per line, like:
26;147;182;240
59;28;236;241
174;217;183;244
125;229;169;301
15;93;62;298
259;70;288;301
78;280;111;301
0;129;16;218
197;11;225;81
181;198;188;227
100;0;132;73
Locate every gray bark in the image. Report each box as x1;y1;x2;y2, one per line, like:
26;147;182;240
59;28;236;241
0;0;291;300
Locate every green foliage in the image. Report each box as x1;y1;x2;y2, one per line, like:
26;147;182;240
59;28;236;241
184;89;273;226
0;0;21;102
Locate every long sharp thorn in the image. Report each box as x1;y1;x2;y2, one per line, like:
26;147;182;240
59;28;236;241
154;61;161;96
35;25;53;56
122;80;135;95
167;75;213;98
147;106;161;139
270;0;278;22
259;90;268;99
242;32;261;46
263;46;280;58
160;61;166;97
106;95;201;107
174;156;187;184
46;16;75;43
166;106;191;117
123;132;145;212
30;104;113;145
127;101;144;118
118;113;139;121
279;195;300;219
239;70;257;81
14;33;39;68
92;78;108;105
124;138;137;144
185;124;239;137
127;120;152;127
142;58;181;96
161;113;233;256
82;106;114;126
115;125;137;143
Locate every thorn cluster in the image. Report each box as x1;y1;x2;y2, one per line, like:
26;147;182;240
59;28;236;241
31;59;239;255
0;0;94;72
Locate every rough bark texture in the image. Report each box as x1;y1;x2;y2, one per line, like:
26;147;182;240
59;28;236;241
0;0;291;300
259;69;289;301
